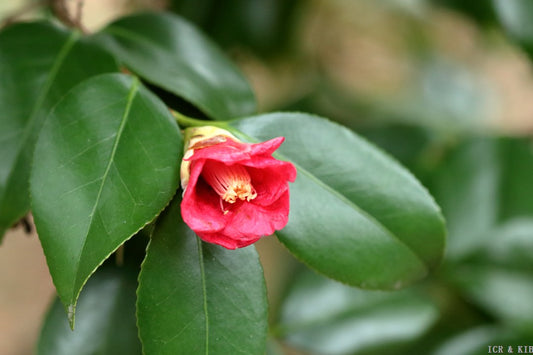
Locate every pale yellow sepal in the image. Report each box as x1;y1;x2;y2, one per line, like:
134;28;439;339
180;126;240;193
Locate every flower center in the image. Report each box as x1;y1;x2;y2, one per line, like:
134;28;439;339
202;161;257;204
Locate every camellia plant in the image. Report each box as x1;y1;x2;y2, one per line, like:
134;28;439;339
0;5;447;355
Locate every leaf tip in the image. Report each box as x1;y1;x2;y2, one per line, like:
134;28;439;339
67;303;76;330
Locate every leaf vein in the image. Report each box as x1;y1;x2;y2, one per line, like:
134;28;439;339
59;177;103;199
57;134;116;169
162;313;202;345
72;77;139;302
112;162;139;206
297;163;427;268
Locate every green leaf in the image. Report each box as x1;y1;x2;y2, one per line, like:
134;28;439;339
137;198;267;355
466;218;533;270
453;267;533;334
229;113;446;289
498;138;533;219
431;137;499;259
30;73;181;326
277;270;438;355
430;137;533;259
493;0;533;52
93;12;256;120
37;263;141;355
450;219;533;333
433;326;526;355
431;137;533;333
0;22;118;241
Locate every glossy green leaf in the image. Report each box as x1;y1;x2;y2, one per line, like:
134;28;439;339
465;218;533;270
493;0;533;52
137;198;267;355
450;219;533;333
30;73;181;325
432;138;533;333
431;137;533;260
433;326;526;355
93;12;256;120
0;22;118;241
498;138;533;219
277;270;438;355
456;265;533;334
431;137;499;259
38;263;141;355
229;113;446;289
452;266;533;333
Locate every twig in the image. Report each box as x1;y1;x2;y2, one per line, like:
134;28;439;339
74;0;84;28
51;0;88;34
20;216;33;234
115;245;125;266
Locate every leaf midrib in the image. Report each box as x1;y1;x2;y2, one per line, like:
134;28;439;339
295;163;428;267
71;77;140;303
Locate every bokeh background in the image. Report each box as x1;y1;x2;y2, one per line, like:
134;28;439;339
2;0;533;354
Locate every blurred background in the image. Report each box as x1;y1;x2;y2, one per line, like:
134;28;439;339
2;0;533;354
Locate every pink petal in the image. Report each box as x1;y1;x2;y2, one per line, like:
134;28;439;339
185;140;252;163
185;137;286;165
223;192;290;238
195;230;248;249
248;167;290;206
249;137;285;156
180;135;296;249
181;160;225;233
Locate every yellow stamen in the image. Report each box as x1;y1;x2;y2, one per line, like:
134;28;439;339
202;162;257;205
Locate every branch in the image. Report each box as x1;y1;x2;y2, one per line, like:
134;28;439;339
51;0;88;34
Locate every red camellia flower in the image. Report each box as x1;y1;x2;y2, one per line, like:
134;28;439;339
180;126;297;249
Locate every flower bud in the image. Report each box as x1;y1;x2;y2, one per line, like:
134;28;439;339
180;126;238;192
179;126;297;249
